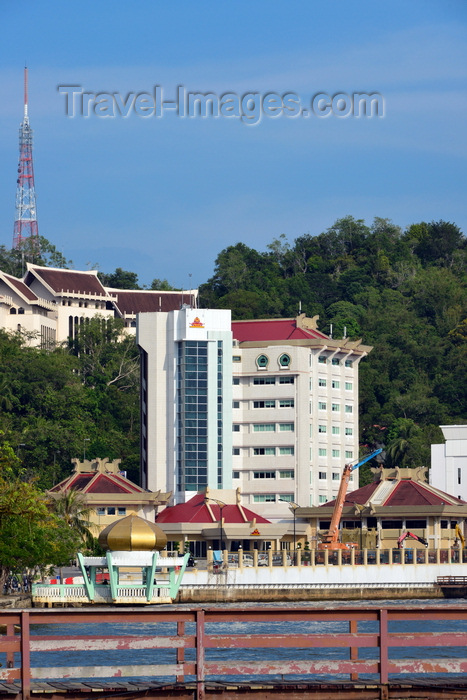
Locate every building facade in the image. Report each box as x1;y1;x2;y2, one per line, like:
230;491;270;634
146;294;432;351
431;425;467;502
230;315;372;519
137;311;372;520
0;263;197;346
137;307;233;502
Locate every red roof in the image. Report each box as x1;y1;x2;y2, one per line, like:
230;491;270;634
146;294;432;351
384;481;460;507
3;274;38;301
26;267;108;296
232;318;328;342
327;482;380;507
156;493;271;524
323;478;465;509
111;290;195;315
50;471;147;495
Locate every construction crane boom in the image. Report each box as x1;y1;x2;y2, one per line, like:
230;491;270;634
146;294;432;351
318;448;382;550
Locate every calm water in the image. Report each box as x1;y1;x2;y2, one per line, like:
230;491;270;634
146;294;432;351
7;599;467;685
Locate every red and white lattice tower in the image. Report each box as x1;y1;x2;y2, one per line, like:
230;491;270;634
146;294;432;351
13;67;39;251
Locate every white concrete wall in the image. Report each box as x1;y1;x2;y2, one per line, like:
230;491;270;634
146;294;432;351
182;561;467;587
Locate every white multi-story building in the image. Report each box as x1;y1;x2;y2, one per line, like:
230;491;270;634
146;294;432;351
137;311;372;519
0;263;196;345
230;315;372;519
137;307;233;501
431;425;467;502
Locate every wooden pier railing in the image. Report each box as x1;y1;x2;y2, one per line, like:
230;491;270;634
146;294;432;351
0;606;467;700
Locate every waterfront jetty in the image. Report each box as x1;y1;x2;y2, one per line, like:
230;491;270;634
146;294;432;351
1;604;467;700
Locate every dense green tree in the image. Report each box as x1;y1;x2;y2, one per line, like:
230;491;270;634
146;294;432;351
150;278;179;290
50;490;95;550
98;267;140;289
0;438;79;586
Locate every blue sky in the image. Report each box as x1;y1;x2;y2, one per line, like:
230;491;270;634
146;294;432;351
0;1;466;288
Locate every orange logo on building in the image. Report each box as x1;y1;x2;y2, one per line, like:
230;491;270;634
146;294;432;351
250;529;261;536
189;316;205;328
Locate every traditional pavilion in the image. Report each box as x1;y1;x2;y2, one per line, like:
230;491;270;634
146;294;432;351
32;513;188;606
48;457;171;535
297;465;467;550
156;488;289;558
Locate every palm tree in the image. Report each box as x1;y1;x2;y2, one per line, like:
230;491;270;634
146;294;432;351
50;490;95;551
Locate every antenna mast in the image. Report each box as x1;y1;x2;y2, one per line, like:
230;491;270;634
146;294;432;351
13;67;40;253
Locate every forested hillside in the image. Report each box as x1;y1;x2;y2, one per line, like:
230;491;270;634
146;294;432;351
0;216;465;487
199;217;467;471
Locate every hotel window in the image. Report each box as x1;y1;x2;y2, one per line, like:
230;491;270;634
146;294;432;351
318;448;327;456
458;468;462;485
233;355;241;362
253;494;276;502
280;494;294;502
279;376;294;384
345;382;353;390
345;427;353;436
331;403;340;412
232;401;240;408
332;472;340;481
107;507;116;515
345;450;353;459
233;377;240;385
279;446;294;455
253;400;275;408
117;507;126;516
279;423;294;432
254;376;276;385
345;360;353;368
279;399;294;408
318;356;327;364
345;405;353;414
318;471;327;480
318;425;327;433
233;424;240;432
233;448;240;455
233;471;240;479
254;471;275;479
256;354;269;369
319;495;328;503
279;353;291;368
332;358;340;366
253;447;276;455
332;426;340;435
318;401;327;410
318;378;327;387
253;423;275;432
279;470;295;479
332;449;340;458
97;507;106;515
332;380;340;389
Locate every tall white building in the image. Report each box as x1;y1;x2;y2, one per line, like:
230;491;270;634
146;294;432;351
137;311;372;518
137;307;233;501
230;315;372;518
430;425;467;501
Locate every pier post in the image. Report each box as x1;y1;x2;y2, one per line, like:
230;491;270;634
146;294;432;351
196;609;205;700
176;621;185;682
20;611;30;700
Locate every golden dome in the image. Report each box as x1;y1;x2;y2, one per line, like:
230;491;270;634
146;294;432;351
98;514;167;552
